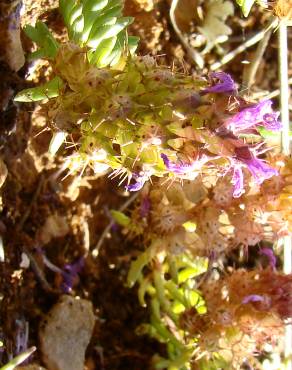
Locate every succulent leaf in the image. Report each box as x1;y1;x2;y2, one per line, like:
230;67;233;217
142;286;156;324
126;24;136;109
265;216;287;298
24;21;59;59
235;0;257;16
14;77;63;102
59;0;139;66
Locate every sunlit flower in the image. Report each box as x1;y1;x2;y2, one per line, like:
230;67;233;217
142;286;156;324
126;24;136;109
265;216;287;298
160;153;210;176
226;100;282;133
126;172;149;191
203;72;237;94
247;158;278;184
260;247;277;269
232;166;244;197
235;146;278;181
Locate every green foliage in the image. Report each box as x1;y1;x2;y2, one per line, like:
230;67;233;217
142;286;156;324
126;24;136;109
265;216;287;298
0;347;36;370
22;0;138;68
127;241;160;288
24;21;59;59
128;249;208;369
235;0;256;16
258;126;292;139
110;210;131;226
14;77;63;102
59;0;139;67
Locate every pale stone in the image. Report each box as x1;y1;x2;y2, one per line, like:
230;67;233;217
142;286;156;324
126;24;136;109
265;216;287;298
39;296;95;370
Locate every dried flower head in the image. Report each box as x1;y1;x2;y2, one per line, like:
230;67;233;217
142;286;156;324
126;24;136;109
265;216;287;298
180;268;291;366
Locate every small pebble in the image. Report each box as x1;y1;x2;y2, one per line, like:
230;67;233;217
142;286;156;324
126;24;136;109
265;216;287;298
39;295;95;370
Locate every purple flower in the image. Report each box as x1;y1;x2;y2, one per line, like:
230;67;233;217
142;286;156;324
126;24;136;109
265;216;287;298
242;294;265;304
226;100;282;133
232;166;244;198
125;174;148;192
203;72;237;94
38;248;84;292
228;146;278;197
161;153;200;175
260;247;276;269
140;196;151;218
61;257;85;293
235;146;278;185
245;157;278;184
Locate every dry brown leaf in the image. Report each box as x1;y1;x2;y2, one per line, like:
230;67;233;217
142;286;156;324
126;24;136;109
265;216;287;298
197;0;234;53
173;0;201;33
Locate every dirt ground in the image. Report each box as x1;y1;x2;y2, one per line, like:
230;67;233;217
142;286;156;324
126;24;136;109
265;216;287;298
0;0;291;369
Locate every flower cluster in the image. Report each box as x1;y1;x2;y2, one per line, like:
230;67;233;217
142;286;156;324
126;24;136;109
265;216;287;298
180;268;291;367
45;44;281;197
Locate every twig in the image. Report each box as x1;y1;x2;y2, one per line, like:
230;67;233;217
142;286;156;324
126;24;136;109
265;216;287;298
278;20;292;370
16;174;44;231
211;17;278;71
92;192;139;257
22;245;53;292
243;25;273;88
169;0;204;69
251;78;292;100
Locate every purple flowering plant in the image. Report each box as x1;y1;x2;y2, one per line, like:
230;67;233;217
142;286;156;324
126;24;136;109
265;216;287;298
14;1;292;369
15;14;281;198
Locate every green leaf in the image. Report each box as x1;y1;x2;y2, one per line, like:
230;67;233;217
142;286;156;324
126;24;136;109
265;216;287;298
110;210;130;226
82;5;123;42
14;77;63;102
165;281;188;307
127;251;151;287
105;32;138;66
59;0;76;26
151;317;184;349
87;17;133;48
24;22;59;59
127;242;159;287
68;3;83;26
83;0;109;13
236;0;256;16
258;126;292;139
89;37;118;66
86;5;123;34
71;14;85;37
127;35;139;54
59;0;139;67
0;347;36;370
178;267;203;284
138;277;153;307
